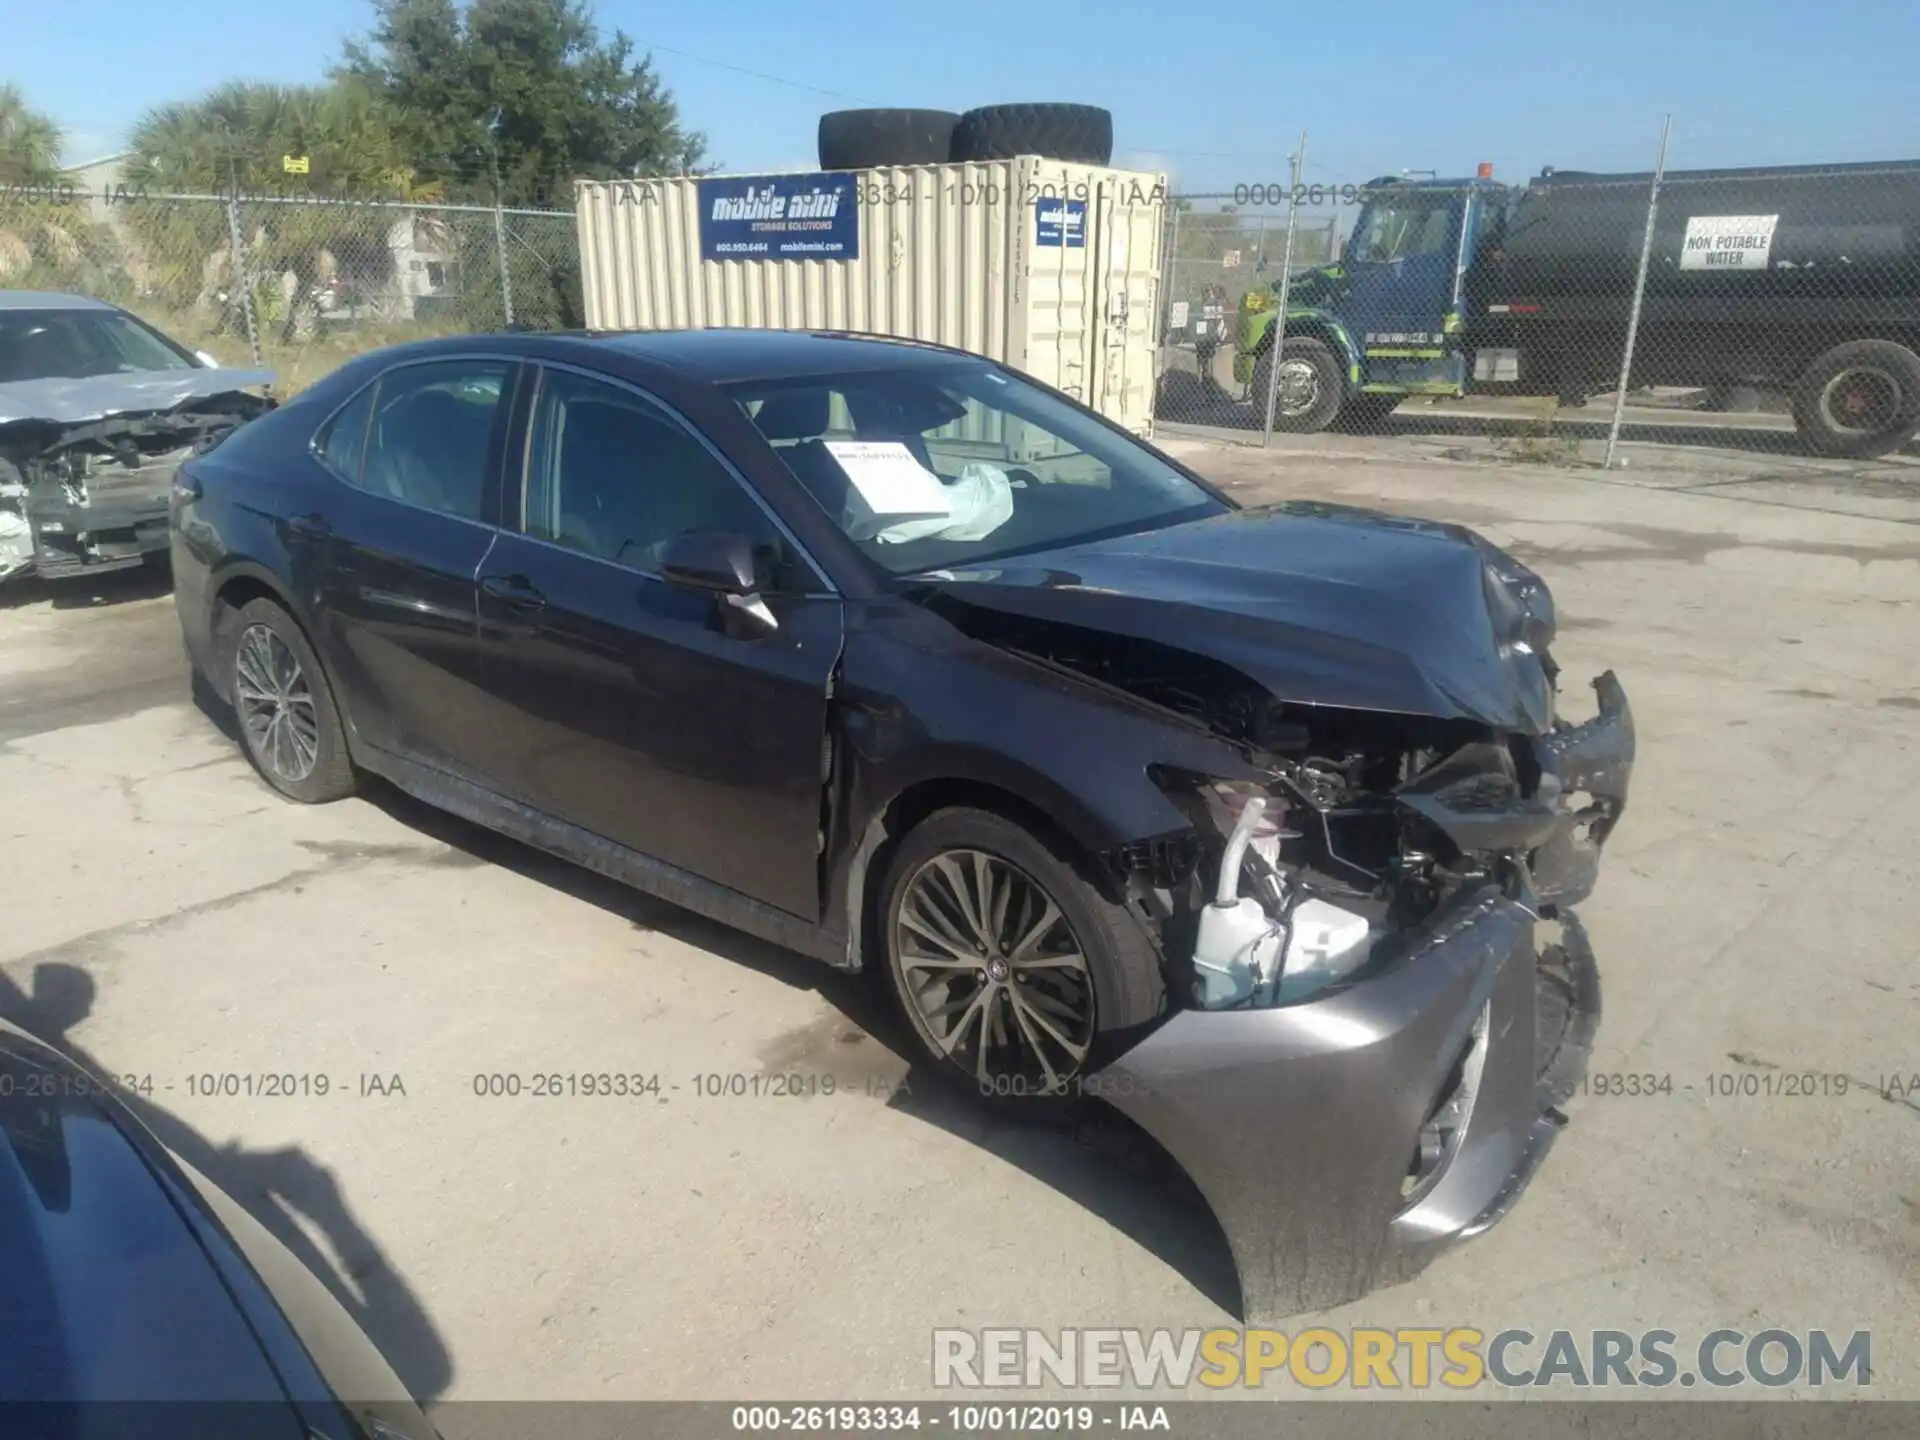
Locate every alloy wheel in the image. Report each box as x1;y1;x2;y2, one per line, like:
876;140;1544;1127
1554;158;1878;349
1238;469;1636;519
893;849;1096;1095
234;623;321;784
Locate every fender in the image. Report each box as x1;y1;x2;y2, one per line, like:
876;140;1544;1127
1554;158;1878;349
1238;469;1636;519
1235;306;1364;390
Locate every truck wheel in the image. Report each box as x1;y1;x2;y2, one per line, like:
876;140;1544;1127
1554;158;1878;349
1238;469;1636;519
948;104;1114;166
1791;340;1920;459
879;807;1163;1114
1251;337;1345;434
817;109;960;170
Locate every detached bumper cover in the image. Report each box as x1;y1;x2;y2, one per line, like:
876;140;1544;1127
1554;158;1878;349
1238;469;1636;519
1530;671;1635;908
1096;671;1634;1323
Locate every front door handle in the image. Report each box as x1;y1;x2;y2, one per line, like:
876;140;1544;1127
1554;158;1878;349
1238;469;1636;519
481;573;546;608
480;574;547;635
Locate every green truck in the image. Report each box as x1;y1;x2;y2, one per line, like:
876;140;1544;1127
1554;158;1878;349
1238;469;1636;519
1234;160;1920;457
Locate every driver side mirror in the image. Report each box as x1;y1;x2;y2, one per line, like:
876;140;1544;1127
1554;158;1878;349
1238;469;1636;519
659;530;778;636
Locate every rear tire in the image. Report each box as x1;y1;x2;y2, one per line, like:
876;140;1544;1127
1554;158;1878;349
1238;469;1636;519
1250;337;1345;434
1791;339;1920;459
948;104;1114;166
226;597;356;804
817;109;960;171
879;807;1163;1114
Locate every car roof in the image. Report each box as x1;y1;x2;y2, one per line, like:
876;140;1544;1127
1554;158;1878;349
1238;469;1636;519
568;327;981;383
0;290;118;312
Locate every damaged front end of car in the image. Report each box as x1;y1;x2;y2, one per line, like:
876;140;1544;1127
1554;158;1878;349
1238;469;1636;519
0;371;275;583
919;516;1634;1323
1103;676;1630;1322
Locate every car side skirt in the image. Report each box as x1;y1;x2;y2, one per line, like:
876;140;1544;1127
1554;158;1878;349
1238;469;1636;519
358;745;847;968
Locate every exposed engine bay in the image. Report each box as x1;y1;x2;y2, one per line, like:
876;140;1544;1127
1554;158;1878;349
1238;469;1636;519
940;590;1632;1015
0;372;276;583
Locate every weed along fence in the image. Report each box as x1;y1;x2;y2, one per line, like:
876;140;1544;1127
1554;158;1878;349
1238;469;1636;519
574;160;1168;436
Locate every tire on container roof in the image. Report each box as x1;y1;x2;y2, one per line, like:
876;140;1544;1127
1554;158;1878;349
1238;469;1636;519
817;109;960;171
948;104;1114;166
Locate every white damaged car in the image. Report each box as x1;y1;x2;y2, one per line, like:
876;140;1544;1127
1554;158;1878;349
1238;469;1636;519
0;292;276;583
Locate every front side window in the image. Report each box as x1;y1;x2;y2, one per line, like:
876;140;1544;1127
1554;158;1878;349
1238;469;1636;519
358;360;513;522
522;368;793;582
727;361;1223;576
1351;198;1457;263
0;308;197;383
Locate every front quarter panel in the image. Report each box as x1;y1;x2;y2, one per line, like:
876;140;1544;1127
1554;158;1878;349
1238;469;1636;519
829;599;1264;919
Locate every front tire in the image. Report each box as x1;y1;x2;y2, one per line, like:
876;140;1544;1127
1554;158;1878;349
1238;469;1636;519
879;807;1163;1110
1791;339;1920;459
227;597;356;804
1250;336;1345;434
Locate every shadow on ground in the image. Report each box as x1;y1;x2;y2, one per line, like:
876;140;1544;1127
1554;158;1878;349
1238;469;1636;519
0;559;176;612
0;961;456;1403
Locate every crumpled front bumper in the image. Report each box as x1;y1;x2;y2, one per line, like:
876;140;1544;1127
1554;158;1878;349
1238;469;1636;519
1529;670;1635;910
1094;672;1634;1324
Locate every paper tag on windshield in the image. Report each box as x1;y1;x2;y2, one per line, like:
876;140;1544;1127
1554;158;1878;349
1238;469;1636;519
824;441;952;538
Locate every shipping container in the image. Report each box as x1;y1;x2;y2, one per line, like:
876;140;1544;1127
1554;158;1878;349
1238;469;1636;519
575;157;1168;436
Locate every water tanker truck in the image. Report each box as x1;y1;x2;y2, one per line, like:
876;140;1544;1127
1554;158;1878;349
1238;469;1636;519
1233;158;1920;457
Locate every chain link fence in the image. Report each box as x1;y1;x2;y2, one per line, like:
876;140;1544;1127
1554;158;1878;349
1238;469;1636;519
1155;196;1341;429
9;140;1920;464
1150;137;1920;465
0;188;581;392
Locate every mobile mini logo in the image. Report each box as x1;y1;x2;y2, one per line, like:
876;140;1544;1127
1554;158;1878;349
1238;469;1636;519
710;185;842;223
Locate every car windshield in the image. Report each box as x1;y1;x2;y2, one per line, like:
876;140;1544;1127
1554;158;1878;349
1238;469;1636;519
0;308;197;383
727;360;1225;575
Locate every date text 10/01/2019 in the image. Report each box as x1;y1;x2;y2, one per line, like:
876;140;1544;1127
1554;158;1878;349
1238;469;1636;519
0;1072;406;1100
1576;1071;1918;1099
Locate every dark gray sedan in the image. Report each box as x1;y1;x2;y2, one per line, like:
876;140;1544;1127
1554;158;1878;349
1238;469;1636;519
169;327;1632;1321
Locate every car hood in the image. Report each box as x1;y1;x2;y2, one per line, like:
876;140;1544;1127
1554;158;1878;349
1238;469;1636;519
905;501;1558;734
0;368;278;427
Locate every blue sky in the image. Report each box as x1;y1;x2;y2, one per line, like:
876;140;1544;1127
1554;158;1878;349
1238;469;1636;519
7;0;1919;196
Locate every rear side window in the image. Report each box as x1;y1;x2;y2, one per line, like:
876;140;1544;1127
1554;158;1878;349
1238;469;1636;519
313;383;377;482
359;360;514;522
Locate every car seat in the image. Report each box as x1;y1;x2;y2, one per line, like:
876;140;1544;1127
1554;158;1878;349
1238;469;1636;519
367;388;489;517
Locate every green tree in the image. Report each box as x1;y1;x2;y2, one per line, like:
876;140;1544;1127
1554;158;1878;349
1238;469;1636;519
122;81;443;336
0;86;121;294
339;0;707;208
125;79;433;200
0;82;63;183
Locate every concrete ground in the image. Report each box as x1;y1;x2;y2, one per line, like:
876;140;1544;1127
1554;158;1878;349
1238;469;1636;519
2;428;1918;1411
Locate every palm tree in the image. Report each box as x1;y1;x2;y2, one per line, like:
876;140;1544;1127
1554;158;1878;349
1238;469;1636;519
0;82;63;183
124;80;443;335
0;85;122;293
